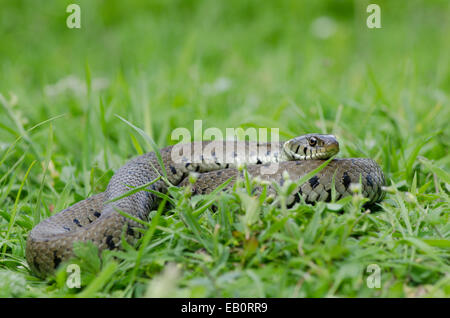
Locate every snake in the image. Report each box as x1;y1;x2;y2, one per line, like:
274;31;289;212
26;134;385;277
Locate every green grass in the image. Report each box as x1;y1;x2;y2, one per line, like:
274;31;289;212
0;0;449;297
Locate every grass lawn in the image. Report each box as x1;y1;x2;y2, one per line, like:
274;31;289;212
0;0;449;297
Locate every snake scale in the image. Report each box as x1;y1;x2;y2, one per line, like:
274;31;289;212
26;134;385;277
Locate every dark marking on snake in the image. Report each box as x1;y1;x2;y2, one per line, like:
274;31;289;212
127;224;134;236
73;218;82;227
287;193;302;208
326;189;332;200
366;174;373;187
304;196;313;204
256;158;262;164
93;211;101;218
309;176;320;189
106;235;115;249
53;251;61;268
342;172;351;190
169;165;177;175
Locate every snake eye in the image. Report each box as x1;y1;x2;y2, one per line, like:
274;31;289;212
309;137;317;147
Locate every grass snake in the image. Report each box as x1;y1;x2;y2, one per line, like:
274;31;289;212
26;134;385;277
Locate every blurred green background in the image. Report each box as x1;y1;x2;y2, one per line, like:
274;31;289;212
1;0;448;152
0;0;449;297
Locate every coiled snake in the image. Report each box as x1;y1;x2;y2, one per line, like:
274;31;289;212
26;134;385;277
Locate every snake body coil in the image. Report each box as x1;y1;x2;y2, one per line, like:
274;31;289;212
26;135;385;276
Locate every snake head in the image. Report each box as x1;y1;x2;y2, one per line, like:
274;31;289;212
283;134;339;160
